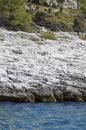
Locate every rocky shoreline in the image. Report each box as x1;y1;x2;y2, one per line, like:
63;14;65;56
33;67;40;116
0;28;86;102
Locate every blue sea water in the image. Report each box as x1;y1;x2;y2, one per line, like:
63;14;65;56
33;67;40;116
0;102;86;130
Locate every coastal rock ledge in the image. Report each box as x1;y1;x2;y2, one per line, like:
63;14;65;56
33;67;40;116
0;28;86;102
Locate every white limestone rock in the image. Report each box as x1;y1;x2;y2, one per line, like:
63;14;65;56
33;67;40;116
0;28;86;102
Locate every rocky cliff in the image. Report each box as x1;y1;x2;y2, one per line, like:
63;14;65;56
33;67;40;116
0;28;86;102
36;0;77;9
64;0;77;9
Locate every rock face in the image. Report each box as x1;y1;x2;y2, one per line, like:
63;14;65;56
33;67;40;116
31;0;77;9
0;28;86;102
64;0;77;9
44;0;77;9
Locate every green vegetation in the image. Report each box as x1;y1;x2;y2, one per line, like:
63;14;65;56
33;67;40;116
56;0;65;13
80;36;86;40
33;9;75;31
5;43;14;46
0;0;86;32
40;31;57;40
73;15;86;32
57;35;68;39
30;36;40;41
0;0;32;31
0;34;5;41
33;1;86;32
36;41;44;45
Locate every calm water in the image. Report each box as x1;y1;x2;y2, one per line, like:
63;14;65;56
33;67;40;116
0;102;86;130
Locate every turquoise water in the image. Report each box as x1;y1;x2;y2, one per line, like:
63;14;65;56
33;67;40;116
0;102;86;130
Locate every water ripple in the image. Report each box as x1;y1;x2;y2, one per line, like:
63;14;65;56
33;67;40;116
0;102;86;130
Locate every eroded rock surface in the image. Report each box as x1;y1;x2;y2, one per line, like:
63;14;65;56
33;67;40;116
0;28;86;102
64;0;77;9
44;0;77;9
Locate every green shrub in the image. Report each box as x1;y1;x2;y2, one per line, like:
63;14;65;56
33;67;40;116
0;0;32;31
44;18;71;31
30;36;40;41
73;16;86;32
33;10;49;26
0;34;5;41
80;36;86;40
40;31;57;40
81;0;86;14
0;0;86;33
33;10;72;32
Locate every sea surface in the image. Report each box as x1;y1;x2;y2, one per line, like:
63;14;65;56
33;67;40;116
0;102;86;130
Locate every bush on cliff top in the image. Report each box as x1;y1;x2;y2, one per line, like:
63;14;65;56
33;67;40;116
0;0;86;32
40;31;57;40
0;0;32;31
